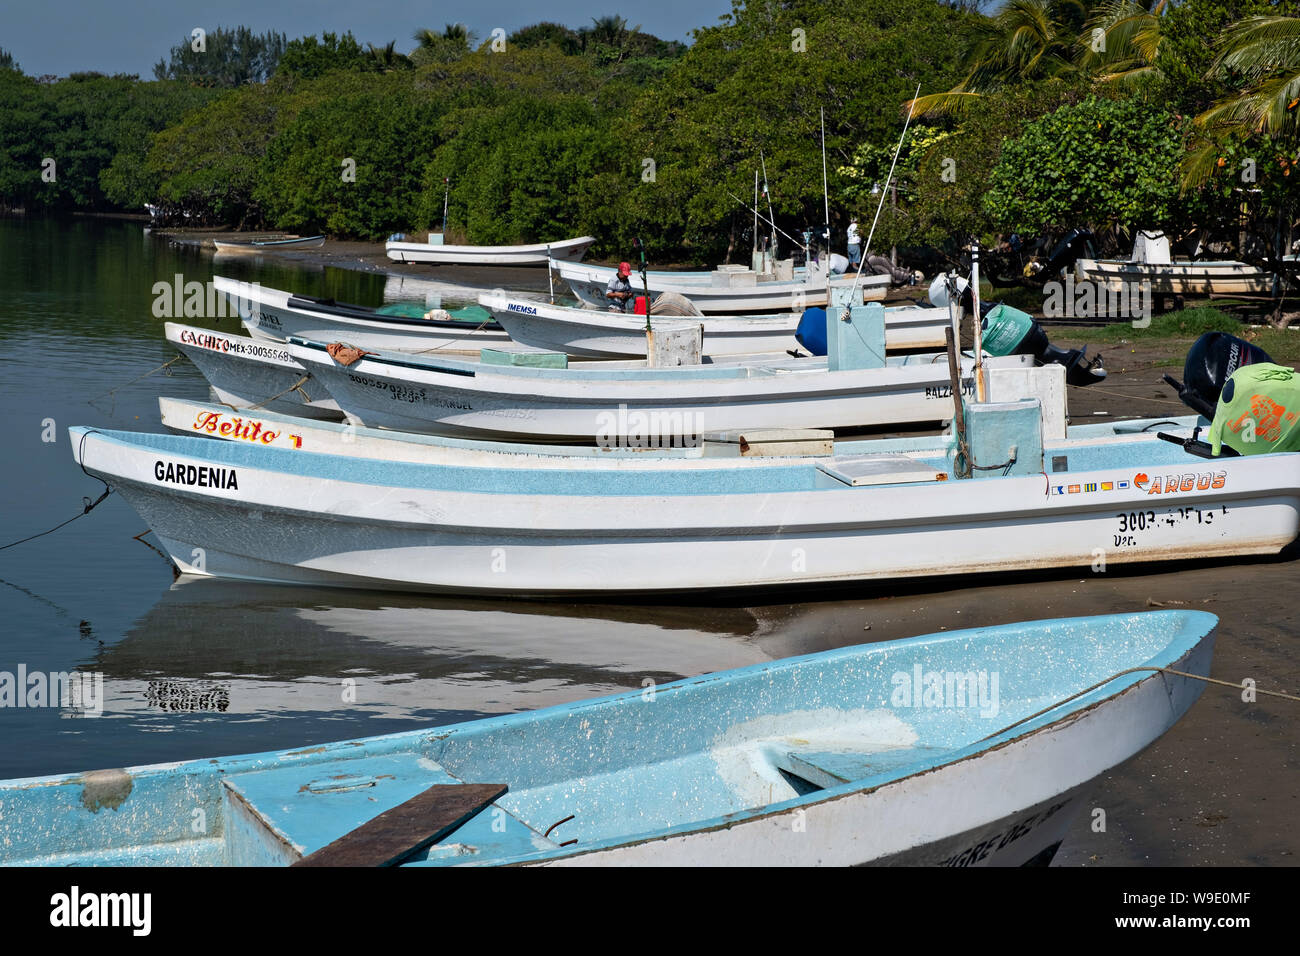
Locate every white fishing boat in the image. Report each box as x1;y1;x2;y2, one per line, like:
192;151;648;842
1074;231;1275;296
66;391;1298;594
212;234;325;253
282;336;1034;442
165;322;342;421
555;259;893;313
0;611;1215;867
214;276;519;355
478;291;949;357
385;234;595;266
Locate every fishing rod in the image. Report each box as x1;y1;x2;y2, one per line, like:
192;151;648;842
842;83;921;318
441;177;450;235
632;237;650;333
760;149;777;259
726;191;806;255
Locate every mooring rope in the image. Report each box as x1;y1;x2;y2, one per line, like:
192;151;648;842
414;315;495;353
979;665;1300;744
0;429;113;552
86;354;183;408
217;375;312;415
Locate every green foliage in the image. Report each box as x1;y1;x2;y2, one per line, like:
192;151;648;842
0;48;18;73
416;96;620;247
510;22;583;54
256;77;443;238
276;32;379;79
153;26;286;86
984;94;1188;235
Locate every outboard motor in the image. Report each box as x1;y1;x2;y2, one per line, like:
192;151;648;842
1206;363;1300;456
1041;228;1093;278
927;275;1106;386
1164;331;1273;418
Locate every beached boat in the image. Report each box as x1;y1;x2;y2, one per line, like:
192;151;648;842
385;234;595;266
214;276;520;354
212;235;326;253
282;337;1033;441
555;259;893;313
165;322;343;421
1074;231;1278;296
478;292;950;357
65;393;1297;593
0;610;1215;866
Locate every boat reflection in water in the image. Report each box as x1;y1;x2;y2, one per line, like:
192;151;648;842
90;578;767;737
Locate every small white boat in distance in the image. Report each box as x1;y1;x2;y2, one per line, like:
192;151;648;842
386;234;595;266
0;611;1217;866
1075;230;1275;296
213;235;325;253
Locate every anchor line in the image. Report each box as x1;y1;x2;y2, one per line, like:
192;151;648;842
218;375;311;415
0;429;113;552
978;665;1300;744
87;354;183;408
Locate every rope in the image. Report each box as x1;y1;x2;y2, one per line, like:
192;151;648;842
86;354;183;408
217;375;312;415
0;430;113;552
979;665;1300;744
1068;383;1191;408
414;316;495;353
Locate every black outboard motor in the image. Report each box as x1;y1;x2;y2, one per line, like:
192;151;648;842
1164;331;1273;418
931;278;1106;386
1041;228;1093;278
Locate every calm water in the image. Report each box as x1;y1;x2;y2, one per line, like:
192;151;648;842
0;218;766;778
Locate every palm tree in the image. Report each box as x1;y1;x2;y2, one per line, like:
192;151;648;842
1183;15;1300;186
367;40;411;72
907;0;1094;116
1079;0;1166;87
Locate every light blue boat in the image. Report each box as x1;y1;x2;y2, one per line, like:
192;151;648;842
0;611;1215;866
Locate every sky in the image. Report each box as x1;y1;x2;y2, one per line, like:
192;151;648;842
1;0;736;78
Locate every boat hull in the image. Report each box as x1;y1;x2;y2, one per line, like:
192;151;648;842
284;339;1027;442
71;427;1300;595
215;276;517;354
385;235;595;266
1075;258;1274;296
481;293;949;357
165;323;342;420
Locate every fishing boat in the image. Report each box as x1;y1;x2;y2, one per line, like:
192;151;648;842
64;386;1297;593
1073;231;1277;296
554;259;893;313
478;291;950;357
0;610;1215;866
385;234;595;266
215;276;520;354
281;336;1034;441
212;235;326;253
165;322;343;421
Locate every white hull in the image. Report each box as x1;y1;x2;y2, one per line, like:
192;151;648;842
550;632;1210;865
214;276;518;354
479;292;949;357
385;235;595;266
165;323;341;420
1075;258;1274;295
284;339;1031;441
556;260;892;313
71;425;1300;595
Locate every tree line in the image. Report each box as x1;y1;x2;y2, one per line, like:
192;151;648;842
2;0;1299;279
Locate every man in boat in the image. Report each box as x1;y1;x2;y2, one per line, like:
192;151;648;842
606;262;635;312
847;220;861;269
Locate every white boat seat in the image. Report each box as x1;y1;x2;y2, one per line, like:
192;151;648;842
777;747;949;789
817;454;946;486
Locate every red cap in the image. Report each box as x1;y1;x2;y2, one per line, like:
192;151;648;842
618;261;631;276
